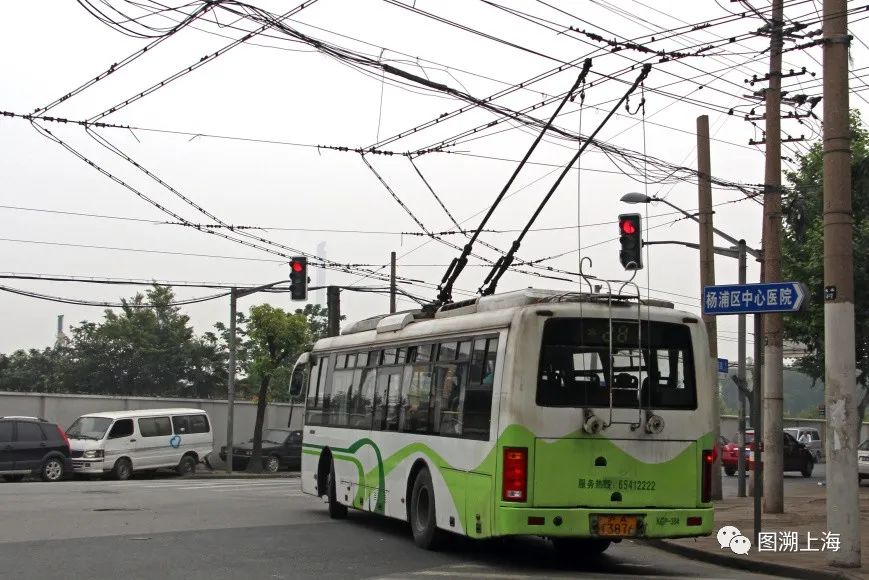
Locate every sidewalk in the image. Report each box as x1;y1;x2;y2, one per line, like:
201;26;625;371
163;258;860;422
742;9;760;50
195;458;300;479
652;478;868;579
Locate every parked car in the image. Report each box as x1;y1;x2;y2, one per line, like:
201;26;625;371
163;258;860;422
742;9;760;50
722;430;815;477
0;416;72;482
66;408;213;480
219;429;302;472
859;439;869;483
784;427;823;463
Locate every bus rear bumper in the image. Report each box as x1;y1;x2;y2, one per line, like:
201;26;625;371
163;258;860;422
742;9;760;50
495;506;714;539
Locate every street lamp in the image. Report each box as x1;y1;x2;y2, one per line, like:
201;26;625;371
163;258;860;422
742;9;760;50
620;192;761;259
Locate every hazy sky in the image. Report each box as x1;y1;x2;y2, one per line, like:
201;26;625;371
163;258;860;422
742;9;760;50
2;0;867;362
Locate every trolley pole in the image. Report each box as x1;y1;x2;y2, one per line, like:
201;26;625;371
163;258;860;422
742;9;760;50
823;0;860;566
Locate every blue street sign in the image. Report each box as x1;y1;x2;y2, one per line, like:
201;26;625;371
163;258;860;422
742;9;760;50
702;281;807;315
718;358;729;374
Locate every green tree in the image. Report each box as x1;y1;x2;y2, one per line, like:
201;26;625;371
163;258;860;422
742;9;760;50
62;285;225;397
243;304;310;472
782;110;869;431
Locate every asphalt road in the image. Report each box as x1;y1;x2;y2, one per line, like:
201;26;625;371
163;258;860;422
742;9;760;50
0;475;782;580
721;462;827;497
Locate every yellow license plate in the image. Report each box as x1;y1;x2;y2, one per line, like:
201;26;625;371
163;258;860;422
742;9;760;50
595;515;639;537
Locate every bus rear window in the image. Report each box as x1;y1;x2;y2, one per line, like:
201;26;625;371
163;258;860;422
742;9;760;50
537;318;697;410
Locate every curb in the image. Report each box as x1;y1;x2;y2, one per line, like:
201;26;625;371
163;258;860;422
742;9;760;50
193;470;300;479
648;539;863;580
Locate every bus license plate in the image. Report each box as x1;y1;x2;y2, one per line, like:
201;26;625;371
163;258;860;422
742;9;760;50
595;515;638;537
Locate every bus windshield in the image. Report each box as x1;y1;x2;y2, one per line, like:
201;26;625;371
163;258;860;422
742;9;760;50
537;318;697;410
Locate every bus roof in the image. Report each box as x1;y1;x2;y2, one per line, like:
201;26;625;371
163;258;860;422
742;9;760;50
314;288;683;353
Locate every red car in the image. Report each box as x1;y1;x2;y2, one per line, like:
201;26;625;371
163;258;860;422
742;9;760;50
722;430;814;477
722;430;756;476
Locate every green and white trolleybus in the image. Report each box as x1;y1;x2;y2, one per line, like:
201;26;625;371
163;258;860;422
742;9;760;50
290;288;715;554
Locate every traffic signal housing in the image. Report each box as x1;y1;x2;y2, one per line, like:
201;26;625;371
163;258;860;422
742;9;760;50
289;257;308;301
618;213;643;270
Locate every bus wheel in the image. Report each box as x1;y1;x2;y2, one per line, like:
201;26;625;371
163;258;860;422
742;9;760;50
551;537;611;558
409;467;446;550
327;459;347;520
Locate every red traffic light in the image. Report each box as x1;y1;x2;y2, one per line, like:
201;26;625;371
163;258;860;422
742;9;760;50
620;219;637;235
291;260;304;273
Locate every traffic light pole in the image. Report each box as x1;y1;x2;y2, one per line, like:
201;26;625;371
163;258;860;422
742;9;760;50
224;279;290;474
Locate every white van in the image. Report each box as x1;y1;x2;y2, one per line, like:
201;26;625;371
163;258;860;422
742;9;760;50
66;408;213;480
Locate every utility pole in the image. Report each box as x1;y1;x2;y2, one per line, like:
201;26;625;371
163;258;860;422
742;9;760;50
737;240;748;498
697;114;722;500
762;0;785;514
327;286;340;337
390;251;397;314
226;288;238;475
823;0;860;566
751;312;764;544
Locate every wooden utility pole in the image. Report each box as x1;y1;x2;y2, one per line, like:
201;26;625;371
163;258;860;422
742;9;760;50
762;0;785;514
823;0;860;566
697;115;722;500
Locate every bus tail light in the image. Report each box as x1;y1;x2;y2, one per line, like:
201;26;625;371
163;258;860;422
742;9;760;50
502;447;527;502
702;449;713;503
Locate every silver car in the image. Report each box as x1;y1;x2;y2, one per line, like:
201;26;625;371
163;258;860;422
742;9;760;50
784;427;823;463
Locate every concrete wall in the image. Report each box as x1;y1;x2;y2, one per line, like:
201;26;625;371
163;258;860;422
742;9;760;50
721;414;869;446
0;391;304;462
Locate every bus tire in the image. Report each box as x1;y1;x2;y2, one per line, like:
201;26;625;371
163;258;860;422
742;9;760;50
552;537;611;558
409;467;446;550
327;459;347;520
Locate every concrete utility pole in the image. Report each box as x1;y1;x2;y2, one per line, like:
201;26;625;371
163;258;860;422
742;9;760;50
751;312;764;544
762;0;785;514
697;115;722;500
737;240;748;498
390;251;397;314
822;0;860;566
327;286;341;337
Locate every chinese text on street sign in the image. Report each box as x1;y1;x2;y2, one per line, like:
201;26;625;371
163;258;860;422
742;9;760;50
702;282;806;316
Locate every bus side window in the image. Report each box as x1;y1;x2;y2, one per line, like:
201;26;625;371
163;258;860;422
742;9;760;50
433;363;467;437
374;371;402;431
401;363;432;433
463;337;497;440
349;367;376;428
330;368;355;427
